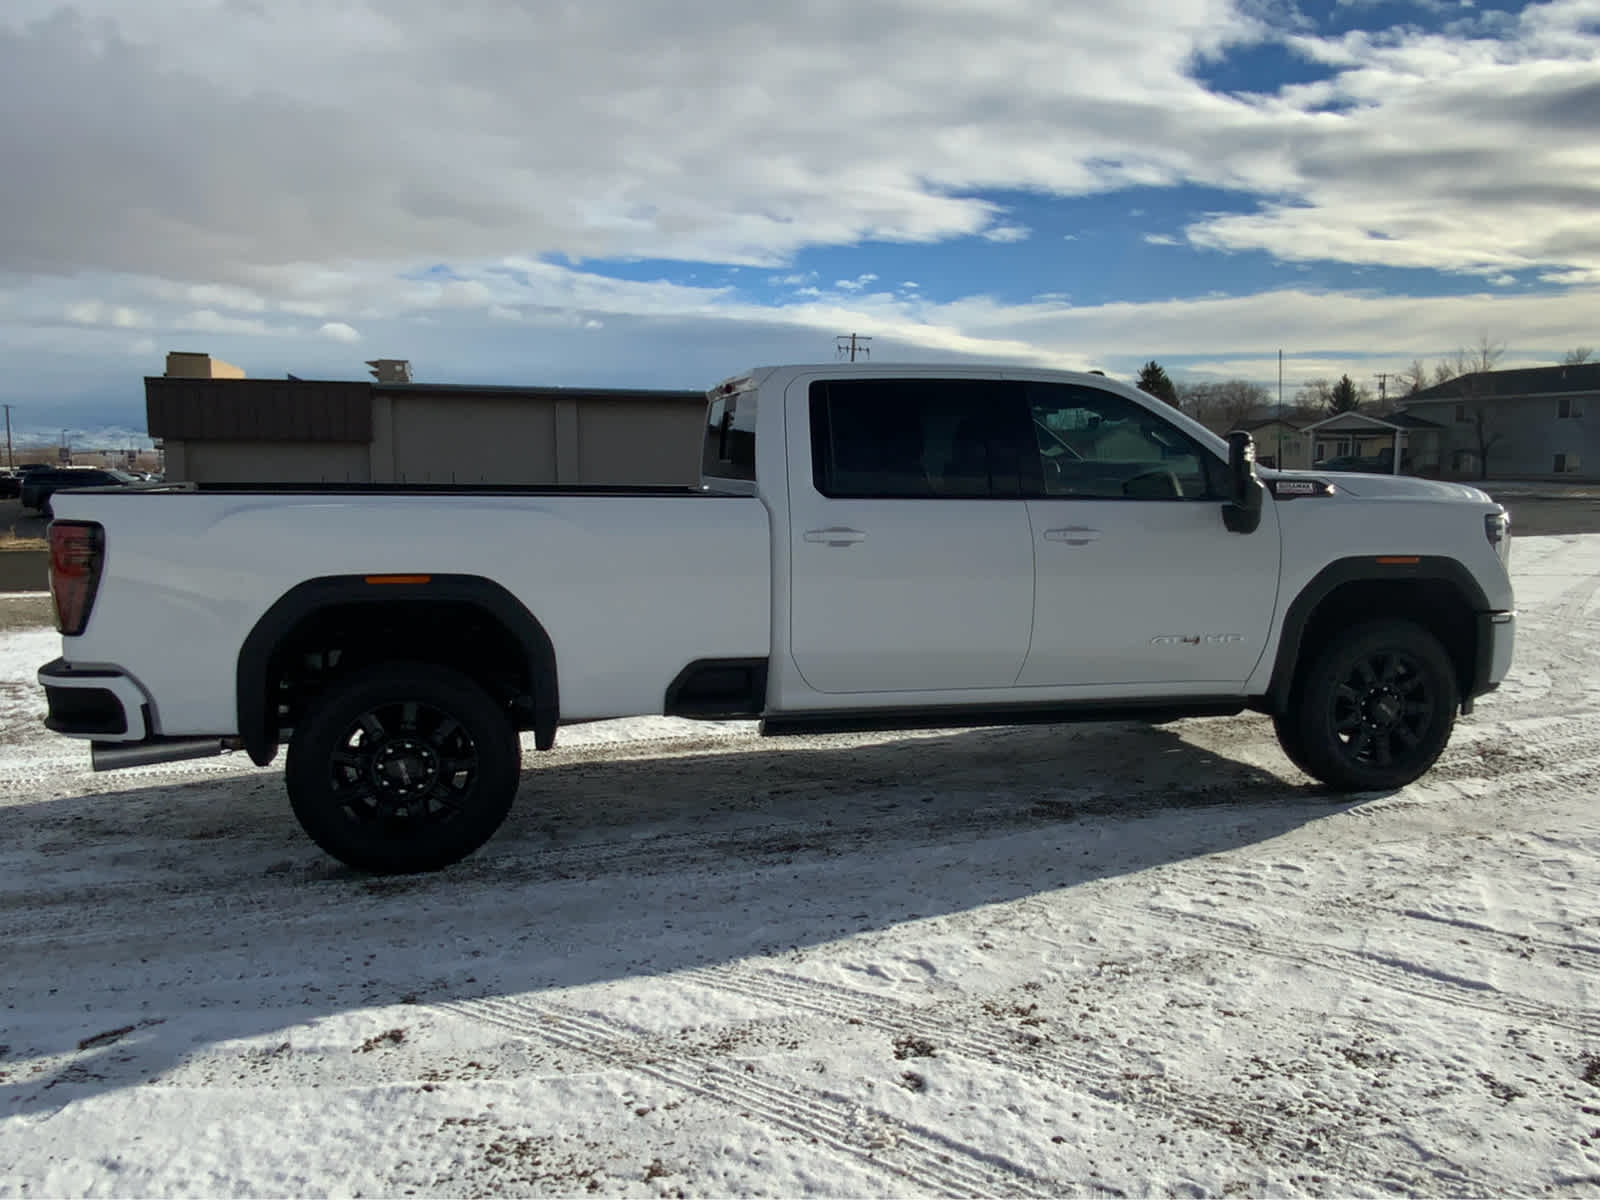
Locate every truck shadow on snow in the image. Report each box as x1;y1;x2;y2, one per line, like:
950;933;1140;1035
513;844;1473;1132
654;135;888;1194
2;716;1360;1117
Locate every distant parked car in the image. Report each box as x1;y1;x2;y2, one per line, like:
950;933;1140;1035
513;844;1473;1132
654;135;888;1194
19;466;141;516
0;469;20;499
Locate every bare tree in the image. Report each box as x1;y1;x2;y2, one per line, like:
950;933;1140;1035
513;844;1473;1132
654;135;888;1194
1451;333;1506;481
1398;359;1429;396
1293;378;1333;412
1176;379;1270;433
1563;347;1593;365
1432;360;1457;387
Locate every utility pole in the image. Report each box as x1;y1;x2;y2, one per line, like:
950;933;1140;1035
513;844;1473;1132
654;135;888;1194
1374;372;1388;409
835;333;871;362
2;404;11;468
1277;349;1284;468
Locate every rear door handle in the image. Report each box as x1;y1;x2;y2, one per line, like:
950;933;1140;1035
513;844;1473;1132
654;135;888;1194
803;527;867;546
1043;526;1100;545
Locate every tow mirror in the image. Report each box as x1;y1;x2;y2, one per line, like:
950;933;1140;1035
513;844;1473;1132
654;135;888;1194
1223;430;1264;535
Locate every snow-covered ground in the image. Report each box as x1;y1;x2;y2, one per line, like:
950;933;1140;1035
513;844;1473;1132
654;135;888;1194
2;538;1598;1198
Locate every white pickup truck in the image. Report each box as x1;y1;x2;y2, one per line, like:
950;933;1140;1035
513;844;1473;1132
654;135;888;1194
39;363;1515;872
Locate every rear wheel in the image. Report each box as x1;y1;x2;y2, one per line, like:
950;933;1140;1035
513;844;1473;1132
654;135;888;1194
1285;620;1457;792
285;662;521;872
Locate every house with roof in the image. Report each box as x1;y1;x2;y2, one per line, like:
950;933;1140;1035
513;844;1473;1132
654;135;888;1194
1300;410;1447;474
1394;362;1598;480
1235;412;1321;470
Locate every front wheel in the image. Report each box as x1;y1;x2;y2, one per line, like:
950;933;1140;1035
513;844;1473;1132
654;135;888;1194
285;662;522;872
1284;620;1458;792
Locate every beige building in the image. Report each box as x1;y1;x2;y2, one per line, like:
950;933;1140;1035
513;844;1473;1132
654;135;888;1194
147;356;709;487
163;351;246;380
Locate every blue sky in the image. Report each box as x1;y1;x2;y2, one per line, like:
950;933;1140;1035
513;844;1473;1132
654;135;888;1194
1;0;1596;444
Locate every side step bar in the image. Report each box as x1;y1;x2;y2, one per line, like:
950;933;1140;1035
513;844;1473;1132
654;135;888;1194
90;737;239;772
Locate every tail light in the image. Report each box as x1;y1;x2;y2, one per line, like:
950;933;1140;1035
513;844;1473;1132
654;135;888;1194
48;521;105;636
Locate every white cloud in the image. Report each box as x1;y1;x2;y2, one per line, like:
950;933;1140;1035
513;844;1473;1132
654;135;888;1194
319;321;361;343
65;300;147;328
835;274;881;292
982;224;1032;244
435;280;494;309
0;0;1591;301
181;309;273;336
0;0;1255;285
185;283;268;312
1144;234;1181;246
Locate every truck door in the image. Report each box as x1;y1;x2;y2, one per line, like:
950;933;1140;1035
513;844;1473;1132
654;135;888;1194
1016;379;1281;689
785;375;1036;694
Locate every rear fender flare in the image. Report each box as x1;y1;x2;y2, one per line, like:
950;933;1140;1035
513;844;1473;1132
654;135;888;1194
236;574;558;766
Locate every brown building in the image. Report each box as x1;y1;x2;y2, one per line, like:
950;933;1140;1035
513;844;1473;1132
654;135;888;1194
146;356;708;486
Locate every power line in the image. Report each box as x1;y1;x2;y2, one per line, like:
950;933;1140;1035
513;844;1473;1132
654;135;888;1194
835;333;871;362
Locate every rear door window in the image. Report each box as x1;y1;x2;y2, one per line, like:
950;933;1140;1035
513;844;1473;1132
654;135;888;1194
809;378;1030;498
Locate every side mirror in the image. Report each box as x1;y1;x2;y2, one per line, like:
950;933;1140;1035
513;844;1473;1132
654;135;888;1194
1222;430;1264;535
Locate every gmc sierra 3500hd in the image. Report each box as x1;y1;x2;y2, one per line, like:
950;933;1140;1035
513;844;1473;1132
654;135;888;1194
38;363;1515;872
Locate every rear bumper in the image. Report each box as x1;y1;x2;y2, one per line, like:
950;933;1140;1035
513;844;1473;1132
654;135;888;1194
38;657;236;771
38;657;151;741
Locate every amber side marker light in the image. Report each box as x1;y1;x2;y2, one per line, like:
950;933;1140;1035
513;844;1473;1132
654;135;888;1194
363;574;432;585
1375;556;1421;565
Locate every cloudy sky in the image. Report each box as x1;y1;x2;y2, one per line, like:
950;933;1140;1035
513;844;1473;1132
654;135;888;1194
2;0;1597;441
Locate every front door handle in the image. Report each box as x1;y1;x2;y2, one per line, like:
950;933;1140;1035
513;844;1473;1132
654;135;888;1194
803;527;867;546
1043;526;1100;545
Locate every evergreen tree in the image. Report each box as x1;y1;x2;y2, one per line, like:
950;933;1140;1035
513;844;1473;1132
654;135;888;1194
1135;361;1179;407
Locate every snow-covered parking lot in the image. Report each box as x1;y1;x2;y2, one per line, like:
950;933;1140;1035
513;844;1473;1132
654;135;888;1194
3;537;1599;1198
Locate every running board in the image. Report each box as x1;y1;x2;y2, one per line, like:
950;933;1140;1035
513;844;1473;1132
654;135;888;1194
760;698;1245;738
90;737;240;771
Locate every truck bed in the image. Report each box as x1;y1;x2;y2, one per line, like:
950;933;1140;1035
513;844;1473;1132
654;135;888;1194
69;481;722;498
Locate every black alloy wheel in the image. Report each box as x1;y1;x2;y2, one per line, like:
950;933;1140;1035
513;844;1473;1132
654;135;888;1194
1287;620;1458;792
286;662;521;872
1330;649;1434;766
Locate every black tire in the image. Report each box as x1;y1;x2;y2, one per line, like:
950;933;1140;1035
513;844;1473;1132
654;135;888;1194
1288;619;1458;792
1271;710;1318;777
285;662;522;872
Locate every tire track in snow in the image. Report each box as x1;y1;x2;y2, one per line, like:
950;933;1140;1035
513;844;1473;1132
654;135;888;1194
670;962;1491;1195
434;994;1066;1199
1370;906;1600;963
1134;903;1600;1040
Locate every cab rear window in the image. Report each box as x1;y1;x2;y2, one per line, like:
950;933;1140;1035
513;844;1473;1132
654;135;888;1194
702;388;757;483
